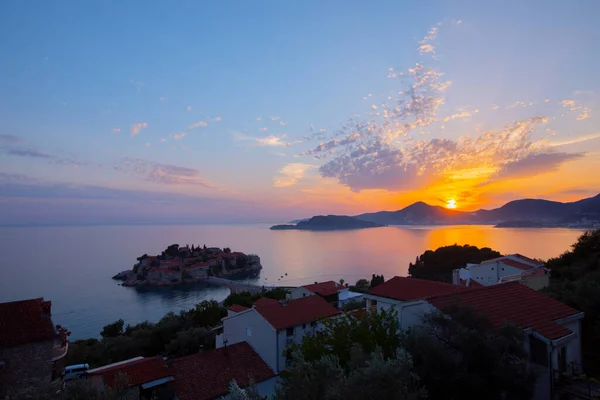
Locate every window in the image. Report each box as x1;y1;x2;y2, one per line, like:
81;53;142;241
302;293;306;297
502;267;504;271
302;323;306;329
491;267;494;270
529;336;548;367
286;327;294;336
245;327;252;337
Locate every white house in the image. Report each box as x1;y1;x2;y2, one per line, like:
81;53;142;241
288;280;363;309
216;295;340;373
365;276;584;400
452;254;550;290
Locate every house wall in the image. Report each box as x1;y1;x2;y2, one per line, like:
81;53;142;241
218;310;278;373
287;287;314;300
469;262;523;286
365;297;435;331
277;321;322;371
0;340;54;397
256;376;279;399
186;268;207;280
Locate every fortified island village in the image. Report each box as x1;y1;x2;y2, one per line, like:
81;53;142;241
112;244;262;287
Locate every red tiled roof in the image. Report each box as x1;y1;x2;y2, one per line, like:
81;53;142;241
171;342;275;400
428;282;581;340
368;277;466;301
91;357;172;388
302;281;340;296
499;258;536;271
253;297;279;307
228;304;249;313
457;279;483;288
255;295;340;330
514;254;545;267
0;298;56;347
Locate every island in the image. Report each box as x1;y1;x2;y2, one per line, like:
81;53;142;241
271;215;385;231
112;244;262;287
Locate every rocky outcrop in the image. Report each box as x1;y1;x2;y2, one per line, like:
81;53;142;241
112;270;135;281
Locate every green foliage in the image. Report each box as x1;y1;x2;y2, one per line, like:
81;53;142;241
100;319;124;338
280;306;533;400
286;308;401;368
276;347;426;400
222;380;262;400
222;289;288;308
66;300;225;368
236;254;249;268
409;244;502;282
370;274;384;288
544;229;600;375
165;327;215;357
403;306;535;400
352;278;370;292
341;299;364;312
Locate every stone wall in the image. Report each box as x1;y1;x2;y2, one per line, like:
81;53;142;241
0;339;54;397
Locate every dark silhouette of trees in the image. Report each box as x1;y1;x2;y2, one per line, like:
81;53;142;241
370;274;385;288
409;244;501;282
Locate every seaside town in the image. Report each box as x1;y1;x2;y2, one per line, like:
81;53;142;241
2;230;600;400
112;244;262;287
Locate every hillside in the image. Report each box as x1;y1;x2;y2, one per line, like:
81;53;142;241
271;215;384;231
353;193;600;226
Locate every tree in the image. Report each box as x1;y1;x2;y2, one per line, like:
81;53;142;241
408;244;501;282
101;319;124;338
235;254;248;268
189;300;227;327
222;380;262;400
353;278;370;292
165;327;215;357
544;229;600;374
276;347;426;400
402;306;535;400
370;274;384;288
286;308;401;368
338;278;345;287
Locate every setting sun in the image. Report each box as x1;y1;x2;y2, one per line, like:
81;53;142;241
446;199;457;209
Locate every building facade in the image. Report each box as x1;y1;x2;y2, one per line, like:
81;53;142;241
0;298;69;397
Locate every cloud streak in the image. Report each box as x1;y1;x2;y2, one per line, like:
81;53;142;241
114;159;216;187
274;163;315;187
131;122;148;136
189;120;208;129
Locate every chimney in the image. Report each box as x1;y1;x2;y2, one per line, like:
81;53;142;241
41;300;52;316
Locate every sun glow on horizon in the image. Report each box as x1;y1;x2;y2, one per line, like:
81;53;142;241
446;198;457;209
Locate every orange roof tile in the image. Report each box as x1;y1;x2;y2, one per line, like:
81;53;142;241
499;258;536;271
92;357;172;388
171;342;275;400
254;295;340;330
228;304;249;313
368;276;467;301
253;297;279;307
0;298;56;347
302;281;340;296
428;282;581;340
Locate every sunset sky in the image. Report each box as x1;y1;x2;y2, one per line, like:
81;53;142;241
1;1;599;224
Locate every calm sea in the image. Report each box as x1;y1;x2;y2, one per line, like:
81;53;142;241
0;224;584;340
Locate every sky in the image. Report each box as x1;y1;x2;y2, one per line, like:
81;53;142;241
1;0;600;224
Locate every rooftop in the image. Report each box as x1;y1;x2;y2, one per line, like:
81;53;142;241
428;282;581;340
171;342;275;400
228;304;249;313
368;276;466;302
88;356;172;388
253;297;279;307
0;298;56;347
302;281;341;296
254;295;341;330
498;258;537;271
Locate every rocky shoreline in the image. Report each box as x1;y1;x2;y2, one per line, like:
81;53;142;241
112;244;262;287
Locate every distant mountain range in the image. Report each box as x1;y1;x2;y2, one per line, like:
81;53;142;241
271;215;384;231
279;193;600;230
